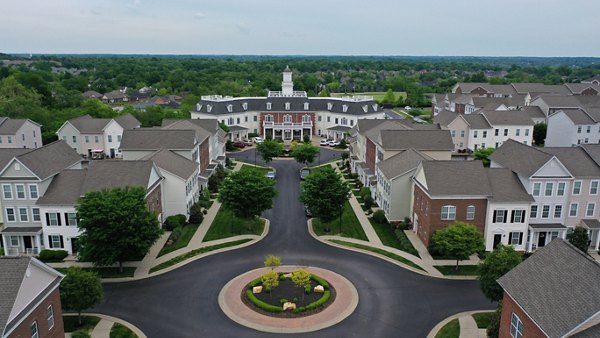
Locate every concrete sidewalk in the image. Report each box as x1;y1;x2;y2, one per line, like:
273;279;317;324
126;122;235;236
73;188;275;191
427;311;492;338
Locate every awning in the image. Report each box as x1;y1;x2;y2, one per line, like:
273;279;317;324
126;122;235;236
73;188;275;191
327;125;352;132
0;226;42;235
92;149;103;152
528;223;567;231
581;219;600;230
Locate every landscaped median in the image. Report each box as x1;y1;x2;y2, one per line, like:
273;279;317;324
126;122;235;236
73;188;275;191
329;239;425;272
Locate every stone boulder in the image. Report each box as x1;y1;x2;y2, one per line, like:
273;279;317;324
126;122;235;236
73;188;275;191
314;285;325;293
283;273;292;279
252;286;263;294
283;302;296;311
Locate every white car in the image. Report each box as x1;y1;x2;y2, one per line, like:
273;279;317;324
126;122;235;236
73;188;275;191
266;170;276;180
320;139;329;146
328;140;338;147
404;106;412;111
253;137;263;144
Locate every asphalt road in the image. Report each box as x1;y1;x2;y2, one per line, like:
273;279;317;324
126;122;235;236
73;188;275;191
96;147;494;337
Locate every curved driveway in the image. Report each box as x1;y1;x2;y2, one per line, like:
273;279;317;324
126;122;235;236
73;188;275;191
96;148;494;337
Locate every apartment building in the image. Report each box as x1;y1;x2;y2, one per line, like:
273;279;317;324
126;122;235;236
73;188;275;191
0;118;42;149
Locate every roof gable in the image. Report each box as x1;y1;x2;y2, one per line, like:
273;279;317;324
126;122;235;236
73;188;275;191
531;156;573;179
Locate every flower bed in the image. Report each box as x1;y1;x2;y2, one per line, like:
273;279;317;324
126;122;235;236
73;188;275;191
242;272;335;318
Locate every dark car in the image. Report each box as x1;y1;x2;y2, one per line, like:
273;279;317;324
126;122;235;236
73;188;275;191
300;168;310;180
233;141;246;148
304;205;313;217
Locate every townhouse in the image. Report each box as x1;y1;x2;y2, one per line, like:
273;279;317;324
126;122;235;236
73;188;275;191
0;141;82;256
56;114;141;158
36;161;164;255
498;239;600;338
190;67;385;141
0;257;65;338
546;106;600;146
0;118;42;149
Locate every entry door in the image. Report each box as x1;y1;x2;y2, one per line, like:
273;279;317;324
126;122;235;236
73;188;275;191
23;236;32;249
71;238;79;255
493;234;502;249
538;232;547;247
110;148;115;158
284;130;292;140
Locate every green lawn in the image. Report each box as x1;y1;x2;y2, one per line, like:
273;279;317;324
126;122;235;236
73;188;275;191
435;265;480;276
240;164;270;175
110;323;138;338
435;318;460;338
203;207;265;241
370;221;420;257
149;239;252;273
330;240;424;271
331;91;407;101
472;312;494;329
63;315;101;333
157;224;200;257
56;267;136;278
312;201;368;241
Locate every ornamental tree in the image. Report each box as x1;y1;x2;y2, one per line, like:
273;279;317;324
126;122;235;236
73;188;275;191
479;245;522;301
299;166;350;230
291;268;312;300
261;270;279;297
291;143;320;166
431;222;485;270
218;169;277;222
567;226;590;253
473;147;495;167
256;139;284;163
60;267;104;325
77;186;162;272
264;255;282;270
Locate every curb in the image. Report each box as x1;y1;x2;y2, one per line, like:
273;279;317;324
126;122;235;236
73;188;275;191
426;309;495;338
63;313;147;338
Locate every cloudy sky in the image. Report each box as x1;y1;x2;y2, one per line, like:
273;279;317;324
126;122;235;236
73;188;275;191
2;0;599;56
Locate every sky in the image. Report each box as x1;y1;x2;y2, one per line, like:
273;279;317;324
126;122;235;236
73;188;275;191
1;0;599;57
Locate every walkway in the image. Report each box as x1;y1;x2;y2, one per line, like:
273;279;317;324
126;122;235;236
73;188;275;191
63;313;147;338
427;311;492;338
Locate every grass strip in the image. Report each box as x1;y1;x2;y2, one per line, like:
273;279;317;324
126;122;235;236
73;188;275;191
329;240;425;271
435;265;480;276
312;201;368;241
435;318;460;338
55;267;136;278
157;224;200;257
472;312;494;328
110;323;138;338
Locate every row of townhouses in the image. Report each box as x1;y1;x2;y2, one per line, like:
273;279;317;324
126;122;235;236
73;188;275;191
0;117;226;256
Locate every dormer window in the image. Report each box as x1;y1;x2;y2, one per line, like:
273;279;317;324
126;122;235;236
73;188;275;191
227;104;233;113
304;102;309;110
327;102;333;110
362;105;368;113
342;104;348;113
266;102;272;110
242;102;248;110
285;102;290;110
207;105;212;113
196;103;202;111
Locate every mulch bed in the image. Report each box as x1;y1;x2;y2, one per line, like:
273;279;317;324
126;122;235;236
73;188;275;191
241;274;337;318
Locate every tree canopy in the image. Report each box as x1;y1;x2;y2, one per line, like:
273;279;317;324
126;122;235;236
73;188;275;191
473;147;495;167
218;168;277;219
291;143;320;166
533;122;547;146
479;245;522;301
567;226;590;253
431;222;485;269
76;186;162;271
256;139;284;163
60;267;104;325
299;166;350;224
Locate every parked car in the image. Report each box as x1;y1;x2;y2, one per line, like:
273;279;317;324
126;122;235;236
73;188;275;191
304;205;313;217
266;170;276;180
253;137;263;144
328;140;339;147
244;139;253;146
300;168;310;180
404;106;412;110
233;141;246;148
320;138;329;146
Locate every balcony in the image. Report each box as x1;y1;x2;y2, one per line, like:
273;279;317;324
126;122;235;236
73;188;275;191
263;121;313;128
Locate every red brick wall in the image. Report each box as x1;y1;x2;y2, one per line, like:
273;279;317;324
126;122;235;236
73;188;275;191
499;291;548;338
8;287;64;338
145;184;162;219
412;184;487;247
581;87;599;96
199;138;210;171
455;103;465;114
365;138;376;172
471;87;488;96
259;112;316;136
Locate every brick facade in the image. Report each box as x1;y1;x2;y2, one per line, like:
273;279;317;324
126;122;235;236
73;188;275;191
365;138;376;172
412;184;488;247
258;112;316;137
8;287;64;338
499;291;548;338
145;184;162;218
199;138;210;172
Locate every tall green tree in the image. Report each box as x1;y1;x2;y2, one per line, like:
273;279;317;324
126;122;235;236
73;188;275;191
567;226;590;253
473;147;495;167
218;169;277;220
381;89;396;106
300;166;350;230
431;222;484;270
479;245;522;302
77;187;162;272
291;143;320;166
533;122;547;146
60;267;104;325
256;139;284;163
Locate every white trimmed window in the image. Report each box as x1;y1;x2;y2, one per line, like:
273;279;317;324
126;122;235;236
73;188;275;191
441;205;456;220
266;102;272;110
28;184;38;199
573;180;582;195
32;208;41;222
19;207;28;222
49;235;62;249
554;205;562;218
542;205;550;218
30;321;39;338
283;115;292;123
557;182;566;196
304;102;309;110
587;203;596;217
15;184;26;199
10;236;19;247
494;210;507;223
6;207;15;222
303;114;311;123
108;135;113;143
510;313;524;338
2;184;12;199
569;203;578;217
94;135;99;143
530;205;538;218
84;136;89;143
544;182;553;196
47;305;55;329
512;210;524;223
591;181;599;195
265;114;273;122
66;213;77;226
532;182;541;196
48;213;59;226
466;205;475;220
285;102;290;110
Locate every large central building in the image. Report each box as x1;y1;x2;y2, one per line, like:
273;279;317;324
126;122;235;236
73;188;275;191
190;67;385;141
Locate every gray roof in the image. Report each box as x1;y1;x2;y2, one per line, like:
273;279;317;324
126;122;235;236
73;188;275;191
82;90;103;99
564;83;600;95
228;125;248;132
581;144;600;167
572;324;600;338
68;115;110;133
522;106;546;119
114;114;141;129
432;110;458;127
0;148;32;171
15;141;81;180
142;149;197;179
543;147;600;178
364;120;414;141
420;160;491;196
555;108;596;124
0;227;42;234
103;90;127;99
489;139;553;177
378;149;431;180
486;168;534;202
327;125;352;132
0;118;38;134
0;257;31;334
533;94;585;109
377;130;454;151
498;239;600;338
482;110;534;126
463;114;492;129
580;219;600;230
511;83;570;95
120;129;197;150
160;119;212;142
455;83;517;95
583;75;600;83
37;161;157;206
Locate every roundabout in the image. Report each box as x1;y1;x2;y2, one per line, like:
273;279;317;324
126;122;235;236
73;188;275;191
218;265;358;333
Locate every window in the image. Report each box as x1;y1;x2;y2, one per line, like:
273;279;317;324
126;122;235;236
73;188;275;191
591;181;599;195
265;114;273;122
495;129;499;136
573;180;582;195
227;104;232;113
304;102;309;110
544;182;553;196
451;130;456;137
29;184;38;199
243;102;248;110
6;208;15;222
108;135;113;143
303;115;311;123
525;129;529;136
236;117;240;124
117;135;122;142
474;130;478;138
7;136;12;144
327;102;333;110
512;210;524;223
530;205;538;218
587;203;596;217
32;208;40;222
317;115;322;122
31;321;39;338
244;116;248;122
253;115;257;122
16;184;25;199
47;213;60;226
466;206;475;220
327;116;330;122
504;129;508;136
47;305;54;329
285;102;290;110
10;236;19;247
66;212;77;226
483;131;487;138
557;182;566;196
266;102;272;110
284;115;292;123
335;118;339;124
532;182;541;196
508;232;523;245
510;313;524;338
542;205;550;218
49;235;62;249
578;126;582;133
341;117;348;125
441;205;456;220
3;184;12;199
494;210;507;223
84;135;89;143
19;208;28;222
587;125;592;133
516;129;520;136
554;205;562;218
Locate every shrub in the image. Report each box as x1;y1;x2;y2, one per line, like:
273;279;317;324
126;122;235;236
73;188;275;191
38;249;68;262
71;330;91;338
188;203;204;224
246;290;283;313
248;277;262;288
248;132;259;138
359;187;371;199
304;284;312;294
310;274;330;289
164;214;186;231
170;226;184;243
363;195;373;209
225;140;235;151
280;298;289;304
303;134;310;143
372;210;387;224
293;291;331;313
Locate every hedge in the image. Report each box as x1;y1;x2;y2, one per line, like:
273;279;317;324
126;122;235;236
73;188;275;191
38;249;68;262
245;290;283;313
294;291;331;313
164;214;186;231
310;274;330;289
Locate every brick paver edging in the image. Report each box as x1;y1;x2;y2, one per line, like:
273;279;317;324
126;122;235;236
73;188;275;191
218;265;359;334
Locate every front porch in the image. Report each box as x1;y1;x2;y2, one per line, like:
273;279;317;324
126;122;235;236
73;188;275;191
580;219;600;251
526;223;567;252
1;226;43;256
264;126;313;141
325;125;351;141
227;125;249;141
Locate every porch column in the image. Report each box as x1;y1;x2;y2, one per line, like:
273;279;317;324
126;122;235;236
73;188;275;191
1;235;8;254
595;230;600;251
300;128;303;141
527;230;534;252
35;234;41;252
